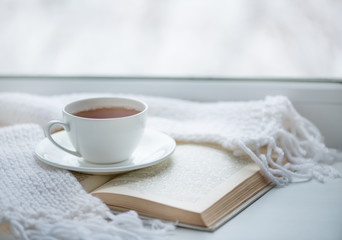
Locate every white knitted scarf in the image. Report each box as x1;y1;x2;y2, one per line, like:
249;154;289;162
0;93;340;240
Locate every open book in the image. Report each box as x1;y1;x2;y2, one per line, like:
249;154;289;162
73;142;272;231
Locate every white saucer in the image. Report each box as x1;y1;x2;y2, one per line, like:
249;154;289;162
35;129;176;175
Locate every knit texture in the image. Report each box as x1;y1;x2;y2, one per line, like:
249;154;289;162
0;93;340;239
0;124;174;240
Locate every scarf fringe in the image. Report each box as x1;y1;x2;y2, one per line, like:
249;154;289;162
1;211;175;240
235;100;341;187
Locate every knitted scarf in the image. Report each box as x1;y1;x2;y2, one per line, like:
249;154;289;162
0;93;340;239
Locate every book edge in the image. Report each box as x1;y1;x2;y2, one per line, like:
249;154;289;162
109;184;273;232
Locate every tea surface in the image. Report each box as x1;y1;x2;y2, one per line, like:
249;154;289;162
74;107;140;119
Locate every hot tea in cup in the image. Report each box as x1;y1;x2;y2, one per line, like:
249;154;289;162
45;97;147;164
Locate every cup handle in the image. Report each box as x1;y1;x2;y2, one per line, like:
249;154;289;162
45;120;82;157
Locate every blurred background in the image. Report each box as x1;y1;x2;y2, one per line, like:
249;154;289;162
0;0;341;78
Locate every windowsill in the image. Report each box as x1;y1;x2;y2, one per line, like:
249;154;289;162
1;76;341;240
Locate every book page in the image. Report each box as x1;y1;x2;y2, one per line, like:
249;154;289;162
92;143;257;212
72;172;114;193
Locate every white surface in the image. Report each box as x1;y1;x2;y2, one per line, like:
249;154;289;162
1;78;342;239
176;163;342;240
35;128;176;174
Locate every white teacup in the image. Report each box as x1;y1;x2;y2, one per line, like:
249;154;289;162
45;97;147;164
